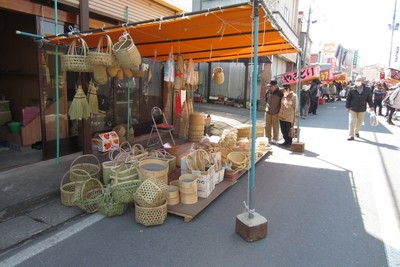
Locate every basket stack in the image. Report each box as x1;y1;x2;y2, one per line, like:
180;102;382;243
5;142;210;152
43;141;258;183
138;158;169;184
237;124;264;140
167;185;180;205
134;177;168;226
178;174;198;204
188;113;205;142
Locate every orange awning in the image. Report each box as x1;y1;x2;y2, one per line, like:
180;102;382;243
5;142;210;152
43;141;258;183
46;3;300;62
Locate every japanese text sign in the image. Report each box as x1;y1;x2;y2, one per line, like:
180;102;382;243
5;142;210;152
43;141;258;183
320;69;333;82
333;73;347;82
281;65;320;84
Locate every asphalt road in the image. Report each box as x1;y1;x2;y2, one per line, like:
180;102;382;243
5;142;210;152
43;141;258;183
1;100;399;267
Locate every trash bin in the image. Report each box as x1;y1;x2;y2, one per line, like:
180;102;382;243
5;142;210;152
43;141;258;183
7;121;23;135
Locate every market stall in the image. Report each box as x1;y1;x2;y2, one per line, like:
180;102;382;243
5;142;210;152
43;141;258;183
24;1;300;226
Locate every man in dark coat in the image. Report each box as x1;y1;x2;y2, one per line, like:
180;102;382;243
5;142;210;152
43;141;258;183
308;78;322;115
265;80;283;144
346;75;374;140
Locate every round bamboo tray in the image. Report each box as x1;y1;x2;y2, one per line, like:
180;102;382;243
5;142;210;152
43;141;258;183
135;201;167;226
180;192;198;204
227;152;248;164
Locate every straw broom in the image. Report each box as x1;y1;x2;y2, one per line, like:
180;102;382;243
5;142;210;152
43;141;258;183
68;85;90;120
88;81;99;114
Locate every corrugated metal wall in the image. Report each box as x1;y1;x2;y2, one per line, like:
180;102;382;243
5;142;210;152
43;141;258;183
63;0;177;22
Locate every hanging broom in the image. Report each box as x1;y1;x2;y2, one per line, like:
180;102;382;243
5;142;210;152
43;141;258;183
68;85;90;120
88;81;99;114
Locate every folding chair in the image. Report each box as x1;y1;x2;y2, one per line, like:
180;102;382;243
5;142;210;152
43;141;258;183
147;107;175;147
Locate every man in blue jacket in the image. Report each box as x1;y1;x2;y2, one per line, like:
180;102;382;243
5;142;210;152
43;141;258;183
346;75;374;140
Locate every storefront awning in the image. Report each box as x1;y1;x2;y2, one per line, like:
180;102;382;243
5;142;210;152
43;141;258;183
45;2;300;63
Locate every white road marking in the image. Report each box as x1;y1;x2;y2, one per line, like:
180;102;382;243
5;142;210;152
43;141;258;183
0;213;104;267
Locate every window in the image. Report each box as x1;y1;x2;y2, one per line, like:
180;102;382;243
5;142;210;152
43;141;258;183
283;7;290;22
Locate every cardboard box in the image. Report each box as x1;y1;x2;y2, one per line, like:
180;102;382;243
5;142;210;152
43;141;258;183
92;131;119;152
188;165;215;198
214;167;225;185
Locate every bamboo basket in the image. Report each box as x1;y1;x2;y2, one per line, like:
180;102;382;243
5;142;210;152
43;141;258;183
60;170;87;207
88;34;114;66
189;113;205;125
178;174;197;194
61;38;93;72
134;177;168;208
70;154;101;182
135;201;167;226
112;33;141;68
212;67;224;84
227;152;248;164
98;184;128;217
110;178;142;204
180;192;198;204
76;178;104;213
168;185;180;198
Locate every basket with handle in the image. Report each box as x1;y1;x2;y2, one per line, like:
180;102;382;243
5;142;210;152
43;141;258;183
76;178;104;213
61;38;93;72
112;32;141;69
60;169;88;207
110;175;142;204
98;184;128;217
102;148;127;185
134;177;168;207
88;34;114;66
70;154;101;182
135;201;167;226
147;149;176;175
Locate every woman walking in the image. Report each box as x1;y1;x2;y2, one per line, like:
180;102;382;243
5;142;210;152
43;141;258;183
278;84;298;147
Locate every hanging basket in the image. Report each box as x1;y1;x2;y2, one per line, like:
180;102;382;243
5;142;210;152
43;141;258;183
134;177;168;207
135;201;168;226
60;170;87;207
76;178;104;213
88;34;114;66
61;38;93;72
212;67;224;84
112;32;141;68
70;154;101;182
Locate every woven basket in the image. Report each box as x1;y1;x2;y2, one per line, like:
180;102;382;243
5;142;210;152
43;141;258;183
180;192;198;204
61;38;93;72
98;184;128;217
189;125;204;131
135;201;167;226
189;113;205;125
112;33;141;68
88;34;114;66
134;177;168;207
213;67;224;84
111;178;142;204
138;158;169;183
146;150;176;175
227;152;248;164
60;170;87;207
70;154;101;182
178;174;197;194
76;178;104;213
168;185;179;198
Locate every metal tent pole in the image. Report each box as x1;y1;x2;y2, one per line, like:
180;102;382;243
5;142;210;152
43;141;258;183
54;0;60;163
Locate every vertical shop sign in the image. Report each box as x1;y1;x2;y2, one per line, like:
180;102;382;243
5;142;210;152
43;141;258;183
353;50;358;66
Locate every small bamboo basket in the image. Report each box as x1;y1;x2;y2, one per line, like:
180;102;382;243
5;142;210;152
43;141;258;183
134;177;168;207
178;174;197;194
212;67;224;84
60;170;87;207
111;178;142;204
70;154;101;182
61;38;93;72
76;178;104;213
98;184;128;217
112;32;141;68
88;34;114;66
135;201;167;226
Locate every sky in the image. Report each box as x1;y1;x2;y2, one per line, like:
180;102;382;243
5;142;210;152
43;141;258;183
299;0;399;68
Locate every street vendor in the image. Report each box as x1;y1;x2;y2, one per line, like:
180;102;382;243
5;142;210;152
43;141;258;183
265;80;283;144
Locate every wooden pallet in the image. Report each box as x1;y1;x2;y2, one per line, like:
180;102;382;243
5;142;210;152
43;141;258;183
167;150;271;222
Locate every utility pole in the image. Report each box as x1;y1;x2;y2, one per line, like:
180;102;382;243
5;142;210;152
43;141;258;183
389;0;398;67
303;5;312;68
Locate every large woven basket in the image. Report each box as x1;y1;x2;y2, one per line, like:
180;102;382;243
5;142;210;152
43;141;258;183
98;184;128;217
111;178;142;204
88;34;114;66
60;170;87;207
134;177;168;207
61;38;93;72
189;113;205;125
135;201;167;226
112;33;141;68
70;154;101;182
138;158;169;183
227;152;248;164
76;178;104;213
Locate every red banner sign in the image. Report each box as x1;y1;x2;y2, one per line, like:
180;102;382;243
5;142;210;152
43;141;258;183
385;68;400;81
281;65;320;84
333;73;347;82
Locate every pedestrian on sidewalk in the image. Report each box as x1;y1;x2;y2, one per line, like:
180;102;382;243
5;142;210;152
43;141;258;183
308;78;322;115
300;84;311;119
373;82;385;116
346;75;374;140
278;84;297;147
265;80;283;144
387;83;400;125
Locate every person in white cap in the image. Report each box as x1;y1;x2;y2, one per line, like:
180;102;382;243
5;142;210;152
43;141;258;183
345;75;374;140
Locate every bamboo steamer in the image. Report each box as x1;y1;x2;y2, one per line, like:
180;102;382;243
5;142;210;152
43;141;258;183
180;192;198;204
138;159;169;184
188;131;204;137
189;125;204;131
237;124;264;138
169;179;180;187
179;174;197;194
189;113;205;125
167;196;180;205
167;185;180;205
